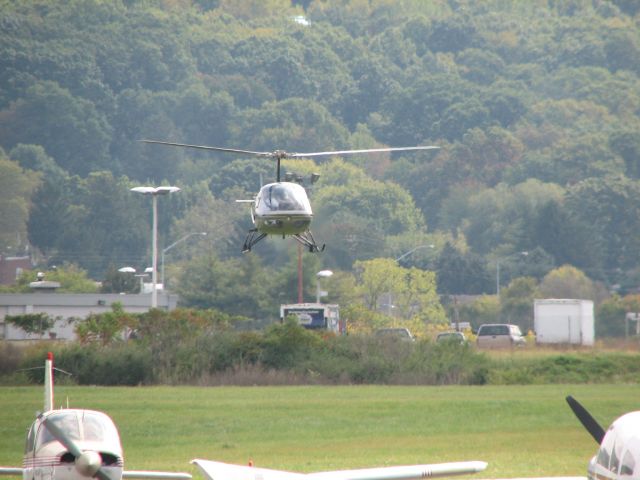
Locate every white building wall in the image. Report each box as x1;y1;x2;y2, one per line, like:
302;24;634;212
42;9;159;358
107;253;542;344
0;293;178;341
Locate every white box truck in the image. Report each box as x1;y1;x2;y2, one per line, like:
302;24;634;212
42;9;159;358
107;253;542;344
280;303;344;334
533;299;594;346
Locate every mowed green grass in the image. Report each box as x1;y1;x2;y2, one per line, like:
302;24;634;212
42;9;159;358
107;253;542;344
1;384;638;478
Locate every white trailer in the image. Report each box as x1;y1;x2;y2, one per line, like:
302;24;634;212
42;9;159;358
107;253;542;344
280;303;344;334
533;299;594;346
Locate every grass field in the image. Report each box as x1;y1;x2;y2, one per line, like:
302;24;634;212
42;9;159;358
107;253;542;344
1;384;638;479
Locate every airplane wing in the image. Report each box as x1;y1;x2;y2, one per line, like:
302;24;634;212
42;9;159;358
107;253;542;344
192;459;487;480
123;471;192;480
477;478;586;480
0;467;22;476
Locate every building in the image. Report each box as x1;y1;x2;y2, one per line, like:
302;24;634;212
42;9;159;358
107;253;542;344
0;292;177;341
0;255;32;285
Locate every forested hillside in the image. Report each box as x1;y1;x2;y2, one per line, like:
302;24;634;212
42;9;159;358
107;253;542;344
1;0;640;330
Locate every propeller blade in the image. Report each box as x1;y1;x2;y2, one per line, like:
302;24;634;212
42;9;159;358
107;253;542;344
43;416;83;458
291;146;440;158
141;140;272;157
44;417;111;480
94;466;113;480
566;395;606;444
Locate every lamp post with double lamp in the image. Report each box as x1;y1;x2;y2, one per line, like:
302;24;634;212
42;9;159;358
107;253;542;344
316;270;333;303
161;232;207;289
131;186;180;308
496;251;528;298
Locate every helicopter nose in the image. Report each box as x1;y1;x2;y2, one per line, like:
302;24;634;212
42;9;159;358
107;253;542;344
75;451;102;477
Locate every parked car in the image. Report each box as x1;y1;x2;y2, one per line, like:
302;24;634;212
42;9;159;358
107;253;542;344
436;331;467;344
476;324;526;348
375;327;415;341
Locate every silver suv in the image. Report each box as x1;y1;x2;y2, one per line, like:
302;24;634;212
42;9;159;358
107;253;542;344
476;324;526;348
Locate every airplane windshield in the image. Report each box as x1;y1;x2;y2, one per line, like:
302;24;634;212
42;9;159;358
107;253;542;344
38;412;81;446
263;184;306;211
37;411;119;448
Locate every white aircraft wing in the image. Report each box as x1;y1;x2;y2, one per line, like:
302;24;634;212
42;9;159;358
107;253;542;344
0;467;22;476
192;459;487;480
123;471;192;480
477;478;586;480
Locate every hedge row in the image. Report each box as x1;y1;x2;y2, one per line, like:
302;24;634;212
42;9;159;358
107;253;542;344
2;322;639;386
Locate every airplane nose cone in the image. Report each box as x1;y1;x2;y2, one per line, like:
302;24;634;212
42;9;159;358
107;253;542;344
76;451;102;477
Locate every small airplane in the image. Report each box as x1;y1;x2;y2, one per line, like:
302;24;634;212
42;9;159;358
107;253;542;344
566;395;640;480
142;140;439;253
0;353;191;480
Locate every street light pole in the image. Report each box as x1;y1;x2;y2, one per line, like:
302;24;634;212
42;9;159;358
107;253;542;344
395;244;435;263
316;270;333;303
496;251;528;297
131;186;180;308
161;231;207;288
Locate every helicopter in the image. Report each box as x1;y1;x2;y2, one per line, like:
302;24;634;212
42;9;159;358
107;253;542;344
142;140;439;253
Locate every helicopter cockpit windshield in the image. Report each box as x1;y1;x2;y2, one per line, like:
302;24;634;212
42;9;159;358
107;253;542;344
262;183;310;213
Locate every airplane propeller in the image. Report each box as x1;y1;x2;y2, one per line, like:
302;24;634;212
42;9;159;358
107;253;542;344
565;395;606;444
43;417;111;480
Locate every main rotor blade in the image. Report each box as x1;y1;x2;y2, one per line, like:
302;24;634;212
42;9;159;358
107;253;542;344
141;140;272;157
566;395;606;444
291;145;440;158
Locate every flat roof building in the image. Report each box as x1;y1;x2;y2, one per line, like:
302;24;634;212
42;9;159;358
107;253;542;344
0;292;177;341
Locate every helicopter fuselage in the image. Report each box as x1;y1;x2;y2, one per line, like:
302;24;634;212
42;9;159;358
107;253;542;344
252;182;313;235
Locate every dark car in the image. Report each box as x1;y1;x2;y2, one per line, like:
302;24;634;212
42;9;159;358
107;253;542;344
375;327;415;341
436;331;467;344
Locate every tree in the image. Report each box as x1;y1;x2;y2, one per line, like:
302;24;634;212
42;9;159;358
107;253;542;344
353;258;446;332
0;154;41;253
565;175;640;272
101;266;138;294
6;265;98;293
6;313;56;338
75;303;134;345
456;295;500;331
499;277;538;332
0;81;112;175
537;265;597;300
434;242;492;295
29;172;151;278
176;254;273;318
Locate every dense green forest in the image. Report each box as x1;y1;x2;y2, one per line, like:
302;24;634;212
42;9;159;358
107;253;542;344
1;0;640;333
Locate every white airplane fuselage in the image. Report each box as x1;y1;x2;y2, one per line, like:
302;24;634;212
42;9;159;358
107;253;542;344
23;410;123;480
587;411;640;480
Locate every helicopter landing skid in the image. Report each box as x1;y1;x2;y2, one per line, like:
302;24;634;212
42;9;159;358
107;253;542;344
242;230;267;253
293;231;325;253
